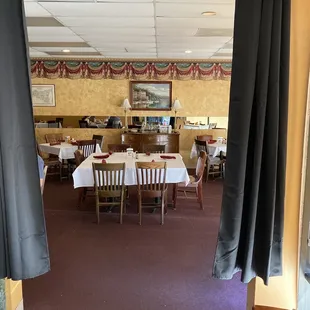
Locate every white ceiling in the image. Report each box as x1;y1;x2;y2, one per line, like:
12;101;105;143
24;0;235;60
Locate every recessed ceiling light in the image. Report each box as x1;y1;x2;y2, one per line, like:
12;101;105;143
62;49;71;53
201;11;216;16
185;50;192;54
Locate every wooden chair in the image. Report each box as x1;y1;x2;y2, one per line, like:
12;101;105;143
92;134;104;150
74;149;94;205
142;144;165;153
135;161;167;225
92;162;126;224
45;133;63;143
37;142;62;180
108;144;130;152
173;151;207;210
77;139;96;158
79;120;88;128
196;135;213;141
194;139;223;181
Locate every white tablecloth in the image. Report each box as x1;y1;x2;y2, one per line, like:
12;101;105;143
72;153;190;189
35;123;62;128
190;142;227;158
39;142;101;161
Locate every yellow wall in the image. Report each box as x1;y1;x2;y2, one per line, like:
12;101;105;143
32;78;230;117
5;280;22;310
248;0;310;308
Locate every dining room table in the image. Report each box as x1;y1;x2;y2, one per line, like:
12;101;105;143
190;141;227;159
73;152;190;189
39;142;102;161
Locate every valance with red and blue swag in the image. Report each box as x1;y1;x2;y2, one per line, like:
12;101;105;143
31;60;232;81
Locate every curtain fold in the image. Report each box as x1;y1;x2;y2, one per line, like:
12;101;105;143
0;1;50;279
213;0;290;284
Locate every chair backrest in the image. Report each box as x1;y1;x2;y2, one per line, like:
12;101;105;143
194;139;209;155
108;144;130;152
195;151;207;182
79;120;88;128
41;166;48;195
74;149;85;167
196;135;213;142
45;133;63;143
48;121;59;128
77;139;96;158
92;162;126;198
56;118;64;125
135;162;167;197
92;135;104;150
142;144;165;153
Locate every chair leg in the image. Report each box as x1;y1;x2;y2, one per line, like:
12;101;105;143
77;188;84;209
172;183;177;210
96;201;100;224
164;190;168;215
161;194;164;225
120;192;124;224
198;183;204;210
138;195;142;225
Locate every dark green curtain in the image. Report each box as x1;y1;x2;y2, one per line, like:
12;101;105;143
0;1;50;279
213;0;290;284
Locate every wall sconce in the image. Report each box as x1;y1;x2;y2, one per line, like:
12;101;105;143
121;98;131;130
172;98;182;131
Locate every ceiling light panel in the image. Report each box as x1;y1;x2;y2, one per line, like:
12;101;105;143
39;3;153;17
57;17;154;28
23;3;51;17
156;3;235;18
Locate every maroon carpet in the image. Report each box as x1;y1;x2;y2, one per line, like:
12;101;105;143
23;178;246;310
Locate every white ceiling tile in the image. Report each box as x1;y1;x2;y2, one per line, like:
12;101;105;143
156;3;235;18
24;2;51;17
27;27;76;36
209;56;233;59
82;36;155;43
103;53;157;58
156;17;234;29
40;3;153;17
34;47;96;52
156;0;234;3
29;51;49;57
71;27;155;36
158;53;214;59
157;36;231;44
88;42;156;48
98;0;152;2
157;28;198;36
28;36;85;42
58;17;154;28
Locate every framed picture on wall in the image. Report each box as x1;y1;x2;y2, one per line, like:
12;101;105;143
130;81;172;111
31;85;56;107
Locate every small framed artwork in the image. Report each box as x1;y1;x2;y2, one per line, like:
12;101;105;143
130;81;172;111
32;85;56;107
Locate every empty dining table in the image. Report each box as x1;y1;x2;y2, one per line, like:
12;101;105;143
39;142;101;161
72;152;190;188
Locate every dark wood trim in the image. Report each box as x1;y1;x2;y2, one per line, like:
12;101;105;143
253;306;292;310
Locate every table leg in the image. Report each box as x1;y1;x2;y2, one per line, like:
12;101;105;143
172;183;177;210
77;188;84;209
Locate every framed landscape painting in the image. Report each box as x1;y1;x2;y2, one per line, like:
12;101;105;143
32;85;56;107
130;81;172;111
